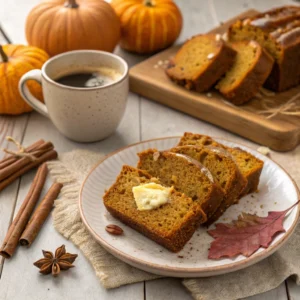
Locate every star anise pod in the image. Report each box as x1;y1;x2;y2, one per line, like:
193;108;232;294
33;245;78;277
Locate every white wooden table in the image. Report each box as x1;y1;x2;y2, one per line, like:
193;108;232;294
0;1;299;299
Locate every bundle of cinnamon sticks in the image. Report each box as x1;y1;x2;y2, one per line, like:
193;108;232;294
0;164;63;258
0;138;61;258
0;138;57;192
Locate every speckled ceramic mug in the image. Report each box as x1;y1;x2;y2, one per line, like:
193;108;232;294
19;50;129;142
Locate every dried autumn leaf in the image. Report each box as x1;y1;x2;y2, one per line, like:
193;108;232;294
208;200;300;259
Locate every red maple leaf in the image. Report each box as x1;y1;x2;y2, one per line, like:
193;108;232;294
208;200;300;259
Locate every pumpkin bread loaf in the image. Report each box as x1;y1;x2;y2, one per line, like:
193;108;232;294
137;149;225;219
166;34;237;92
216;41;274;105
103;165;206;252
170;145;247;224
228;6;300;91
178;132;264;198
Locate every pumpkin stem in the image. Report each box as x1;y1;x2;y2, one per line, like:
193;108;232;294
144;0;155;7
0;45;8;62
64;0;79;8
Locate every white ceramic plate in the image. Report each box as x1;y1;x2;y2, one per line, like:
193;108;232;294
79;137;300;277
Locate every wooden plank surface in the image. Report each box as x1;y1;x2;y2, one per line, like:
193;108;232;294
146;278;193;300
287;278;300;300
0;98;143;300
0;115;28;275
0;0;299;299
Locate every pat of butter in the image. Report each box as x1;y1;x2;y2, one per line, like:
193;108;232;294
132;183;173;211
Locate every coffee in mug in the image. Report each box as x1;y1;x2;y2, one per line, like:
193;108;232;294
55;67;122;88
18;50;129;143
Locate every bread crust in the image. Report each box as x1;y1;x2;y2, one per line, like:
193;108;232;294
205;164;247;225
105;201;205;253
216;41;274;105
266;37;300;91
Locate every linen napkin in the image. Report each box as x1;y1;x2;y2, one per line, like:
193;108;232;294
47;150;160;289
47;147;300;299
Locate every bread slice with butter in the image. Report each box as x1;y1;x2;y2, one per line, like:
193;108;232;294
103;165;206;253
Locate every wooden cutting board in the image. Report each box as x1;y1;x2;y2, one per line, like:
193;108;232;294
129;9;300;152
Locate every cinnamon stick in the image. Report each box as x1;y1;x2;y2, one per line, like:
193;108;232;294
0;150;57;192
20;182;63;247
0;141;54;181
0;139;44;170
0;164;48;258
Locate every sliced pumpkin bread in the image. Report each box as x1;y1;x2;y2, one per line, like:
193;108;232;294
228;6;300;91
178;132;264;198
170;145;247;224
137;149;225;219
216;40;274;105
166;34;237;92
103;165;206;252
226;147;264;196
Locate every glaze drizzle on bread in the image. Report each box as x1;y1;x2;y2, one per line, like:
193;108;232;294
178;132;264;198
170;145;247;224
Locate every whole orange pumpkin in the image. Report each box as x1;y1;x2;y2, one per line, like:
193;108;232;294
0;44;49;115
111;0;183;54
25;0;121;57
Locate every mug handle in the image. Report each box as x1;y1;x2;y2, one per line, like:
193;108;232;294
18;69;49;118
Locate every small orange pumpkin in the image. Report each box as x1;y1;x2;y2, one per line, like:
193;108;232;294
0;44;49;115
25;0;121;57
111;0;183;54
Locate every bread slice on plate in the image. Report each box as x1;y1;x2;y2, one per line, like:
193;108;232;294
137;149;225;219
166;34;237;92
178;132;264;199
215;40;274;105
226;146;264;196
170;145;247;224
103;165;206;252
